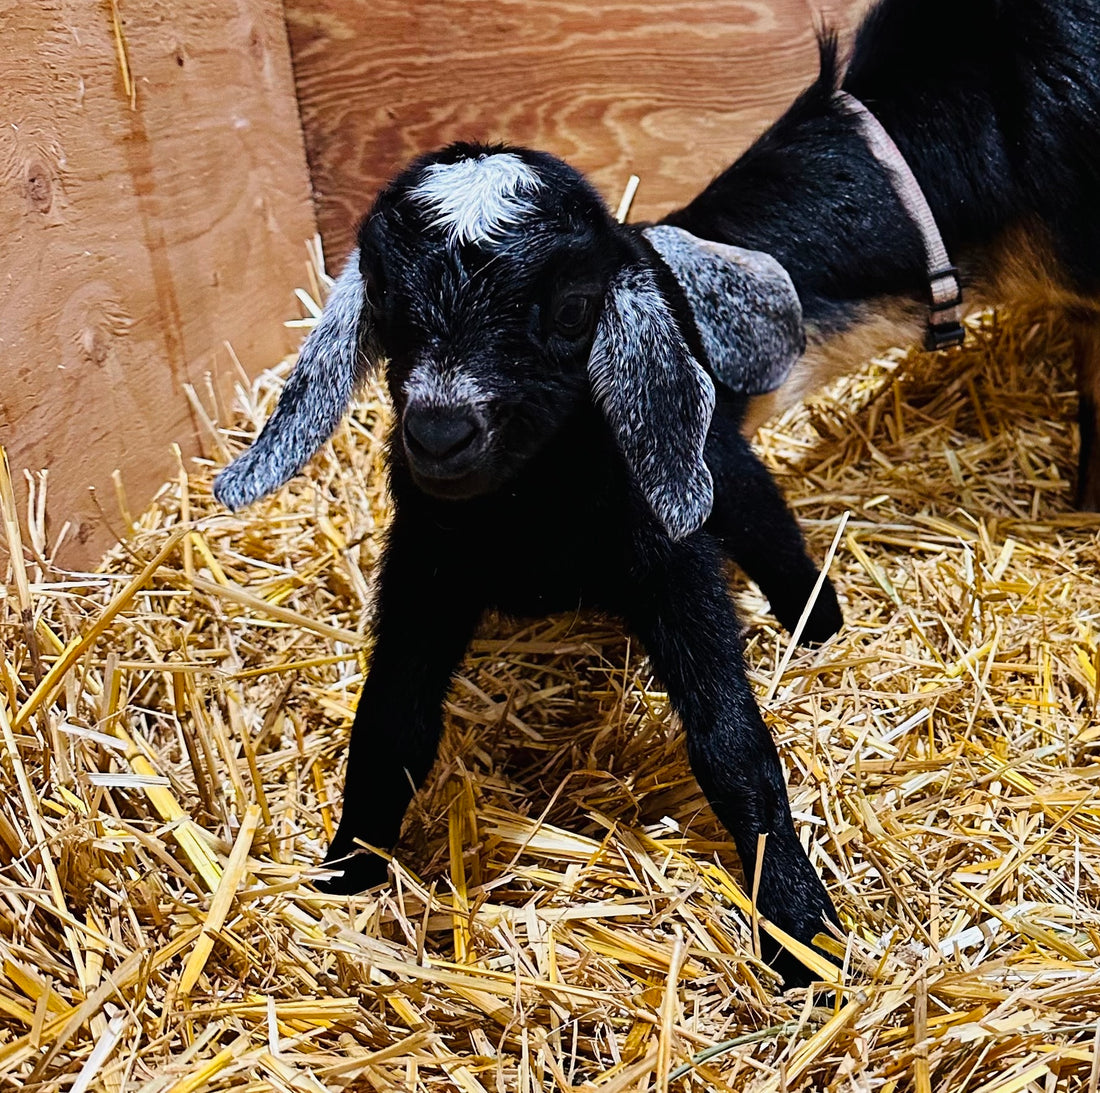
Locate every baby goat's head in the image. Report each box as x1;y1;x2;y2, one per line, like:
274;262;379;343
215;143;804;538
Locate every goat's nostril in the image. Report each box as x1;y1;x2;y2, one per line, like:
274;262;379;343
404;409;481;461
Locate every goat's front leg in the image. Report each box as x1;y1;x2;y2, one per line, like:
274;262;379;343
624;534;839;987
705;426;841;644
318;522;483;894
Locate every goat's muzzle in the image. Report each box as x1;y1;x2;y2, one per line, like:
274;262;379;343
402;402;489;495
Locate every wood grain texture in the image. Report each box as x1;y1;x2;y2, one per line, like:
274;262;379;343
0;0;316;564
286;0;872;263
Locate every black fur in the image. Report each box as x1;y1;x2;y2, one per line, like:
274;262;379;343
321;397;841;988
293;147;845;989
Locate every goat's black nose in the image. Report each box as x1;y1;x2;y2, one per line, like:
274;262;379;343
403;406;482;462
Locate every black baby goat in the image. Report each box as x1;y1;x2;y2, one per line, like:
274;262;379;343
215;148;844;987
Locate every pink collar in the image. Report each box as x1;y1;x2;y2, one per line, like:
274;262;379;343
835;91;965;350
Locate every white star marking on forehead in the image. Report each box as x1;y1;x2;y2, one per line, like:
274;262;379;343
410;152;542;246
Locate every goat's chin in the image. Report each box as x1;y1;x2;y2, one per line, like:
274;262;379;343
408;465;500;501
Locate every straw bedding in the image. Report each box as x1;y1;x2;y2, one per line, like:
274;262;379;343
2;291;1099;1091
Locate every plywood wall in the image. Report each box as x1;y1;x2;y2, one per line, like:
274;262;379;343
286;0;872;264
1;0;317;565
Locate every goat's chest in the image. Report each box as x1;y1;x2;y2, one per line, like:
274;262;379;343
464;494;632;616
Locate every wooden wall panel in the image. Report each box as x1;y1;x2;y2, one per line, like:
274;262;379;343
286;0;872;264
1;0;316;565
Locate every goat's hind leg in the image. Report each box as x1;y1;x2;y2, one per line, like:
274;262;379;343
1071;309;1100;511
705;426;842;644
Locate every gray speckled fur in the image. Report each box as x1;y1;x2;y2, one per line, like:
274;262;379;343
588;264;716;540
403;364;489;412
643;225;804;394
213;252;371;510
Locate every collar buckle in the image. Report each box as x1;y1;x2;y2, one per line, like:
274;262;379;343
926;264;965;349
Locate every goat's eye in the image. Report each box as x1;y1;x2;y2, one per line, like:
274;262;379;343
553;295;594;338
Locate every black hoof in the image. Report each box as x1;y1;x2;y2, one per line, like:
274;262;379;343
762;935;836;991
756;855;842;990
800;578;844;646
314;846;390;894
1077;481;1100;513
765;944;815;990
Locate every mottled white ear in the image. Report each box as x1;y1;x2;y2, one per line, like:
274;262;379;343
214;251;375;510
588;264;716;540
643;225;804;394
